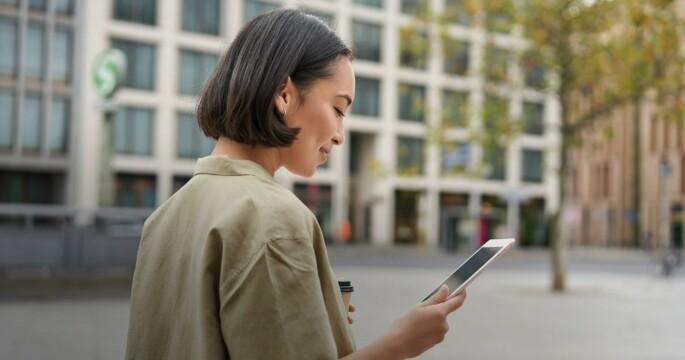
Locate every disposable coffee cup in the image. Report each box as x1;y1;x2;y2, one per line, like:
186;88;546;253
338;280;354;310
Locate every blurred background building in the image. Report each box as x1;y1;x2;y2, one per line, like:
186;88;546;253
0;0;560;270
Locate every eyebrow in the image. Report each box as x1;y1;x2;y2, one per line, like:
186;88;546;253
336;94;353;107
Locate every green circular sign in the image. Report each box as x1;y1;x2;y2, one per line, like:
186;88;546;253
93;49;127;99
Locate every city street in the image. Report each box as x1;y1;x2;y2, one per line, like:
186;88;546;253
0;246;683;360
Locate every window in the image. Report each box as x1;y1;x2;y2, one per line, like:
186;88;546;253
0;18;16;77
113;0;156;25
177;112;214;159
0;170;65;204
399;28;428;70
353;21;382;62
522;102;544;136
179;49;218;96
522;149;544;183
352;77;380;117
182;0;220;35
484;46;509;83
443;38;469;76
113;107;154;156
400;0;427;15
115;174;156;208
442;90;468;128
484;145;506;181
353;0;382;8
522;52;546;89
244;0;279;23
398;83;425;122
397;137;424;176
445;0;471;26
29;0;46;11
111;39;156;90
52;27;72;83
49;97;70;154
55;0;74;15
0;0;18;8
26;23;45;80
483;95;508;131
172;175;191;194
0;89;14;150
293;183;334;241
22;93;41;153
485;1;514;34
442;142;470;175
304;10;335;28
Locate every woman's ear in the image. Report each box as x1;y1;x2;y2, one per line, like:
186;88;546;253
274;76;296;115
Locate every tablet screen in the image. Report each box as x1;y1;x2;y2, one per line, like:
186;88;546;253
424;245;501;300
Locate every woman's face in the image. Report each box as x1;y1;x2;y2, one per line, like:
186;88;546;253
276;57;355;177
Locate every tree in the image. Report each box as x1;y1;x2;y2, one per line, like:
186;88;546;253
403;0;685;291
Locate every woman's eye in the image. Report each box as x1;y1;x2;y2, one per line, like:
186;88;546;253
335;108;345;118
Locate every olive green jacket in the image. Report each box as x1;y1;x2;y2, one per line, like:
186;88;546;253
125;155;355;359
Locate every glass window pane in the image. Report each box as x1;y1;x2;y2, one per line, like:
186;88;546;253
523;102;544;135
442;90;468;128
522;149;544;183
115;174;156;208
0;90;14;150
177;113;195;158
398;83;425;122
52;27;72;83
304;10;334;28
49;97;70;154
397;137;424;176
0;0;19;7
484;146;506;180
55;0;73;15
26;23;44;79
443;38;469;76
179;50;217;96
400;0;426;14
445;0;471;26
244;0;279;23
353;21;382;62
399;28;428;70
523;52;546;89
483;95;508;130
113;0;156;25
352;76;380;117
29;0;46;11
182;0;220;35
132;108;153;155
442;142;470;175
485;1;514;34
0;19;16;77
22;94;42;152
353;0;383;8
113;109;128;153
485;46;509;83
112;39;155;90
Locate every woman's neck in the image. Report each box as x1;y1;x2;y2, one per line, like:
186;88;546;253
211;136;281;176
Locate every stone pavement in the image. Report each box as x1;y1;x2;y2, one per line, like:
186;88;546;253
0;247;683;360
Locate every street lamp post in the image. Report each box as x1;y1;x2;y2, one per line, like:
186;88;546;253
92;49;127;208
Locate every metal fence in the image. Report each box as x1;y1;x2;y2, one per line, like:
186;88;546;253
0;205;150;274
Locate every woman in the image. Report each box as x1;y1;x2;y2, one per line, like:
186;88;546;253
126;9;466;360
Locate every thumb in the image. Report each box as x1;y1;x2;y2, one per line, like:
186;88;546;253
422;285;449;306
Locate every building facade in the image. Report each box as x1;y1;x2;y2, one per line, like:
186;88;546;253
0;0;560;253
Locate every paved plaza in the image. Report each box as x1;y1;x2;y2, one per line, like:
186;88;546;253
1;247;683;360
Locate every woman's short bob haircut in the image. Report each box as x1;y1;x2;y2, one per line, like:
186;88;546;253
197;9;352;147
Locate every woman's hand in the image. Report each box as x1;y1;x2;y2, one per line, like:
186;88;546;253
385;285;466;359
340;285;466;360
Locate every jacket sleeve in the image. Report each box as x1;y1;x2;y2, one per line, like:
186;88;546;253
219;237;339;360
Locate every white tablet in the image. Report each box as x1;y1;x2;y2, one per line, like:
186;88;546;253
422;238;516;301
